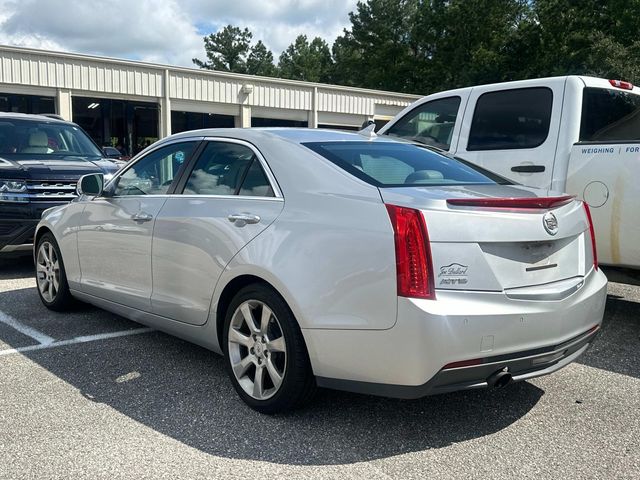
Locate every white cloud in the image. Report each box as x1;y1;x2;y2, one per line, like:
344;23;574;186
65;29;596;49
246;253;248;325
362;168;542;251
0;0;358;67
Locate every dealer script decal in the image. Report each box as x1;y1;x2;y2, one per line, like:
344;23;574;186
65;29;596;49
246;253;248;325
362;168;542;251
439;263;469;285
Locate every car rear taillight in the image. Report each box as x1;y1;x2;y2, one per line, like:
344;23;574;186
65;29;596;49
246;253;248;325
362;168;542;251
582;201;598;271
446;195;575;209
385;204;435;299
609;79;634;90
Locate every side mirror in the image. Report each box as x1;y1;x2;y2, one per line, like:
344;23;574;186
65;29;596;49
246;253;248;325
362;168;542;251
77;173;104;197
102;147;120;159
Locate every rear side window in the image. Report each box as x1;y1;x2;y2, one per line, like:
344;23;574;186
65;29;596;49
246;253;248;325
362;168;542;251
580;87;640;142
385;96;461;150
467;88;553;151
183;141;274;197
304;141;508;187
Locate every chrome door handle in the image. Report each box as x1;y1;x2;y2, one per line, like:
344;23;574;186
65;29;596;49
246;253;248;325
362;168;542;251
228;213;261;226
132;212;153;222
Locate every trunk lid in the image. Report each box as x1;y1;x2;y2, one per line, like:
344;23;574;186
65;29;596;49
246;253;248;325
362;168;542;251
380;184;593;293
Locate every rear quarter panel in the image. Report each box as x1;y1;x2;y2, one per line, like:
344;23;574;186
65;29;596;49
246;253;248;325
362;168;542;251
211;139;398;332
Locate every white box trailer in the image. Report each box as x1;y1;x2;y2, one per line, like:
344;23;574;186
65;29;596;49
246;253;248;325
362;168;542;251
379;76;640;269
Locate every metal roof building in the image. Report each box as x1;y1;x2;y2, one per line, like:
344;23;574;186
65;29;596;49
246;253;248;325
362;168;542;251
0;45;420;155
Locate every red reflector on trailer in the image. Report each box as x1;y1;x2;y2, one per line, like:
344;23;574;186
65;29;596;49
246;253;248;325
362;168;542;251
446;195;575;209
609;79;634;90
443;358;483;370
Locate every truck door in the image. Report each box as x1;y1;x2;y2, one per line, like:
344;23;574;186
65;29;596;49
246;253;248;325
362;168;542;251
454;78;566;189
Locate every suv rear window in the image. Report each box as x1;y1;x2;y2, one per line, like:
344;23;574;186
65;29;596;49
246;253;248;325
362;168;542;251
304;141;508;187
580;87;640;142
467;88;553;151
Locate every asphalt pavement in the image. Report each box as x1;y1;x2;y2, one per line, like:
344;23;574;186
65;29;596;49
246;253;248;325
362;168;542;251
0;256;638;479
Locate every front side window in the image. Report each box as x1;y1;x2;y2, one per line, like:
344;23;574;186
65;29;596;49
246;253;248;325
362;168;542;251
467;88;553;151
580;87;640;142
115;142;196;196
183;141;274;197
304;141;509;187
385;96;461;150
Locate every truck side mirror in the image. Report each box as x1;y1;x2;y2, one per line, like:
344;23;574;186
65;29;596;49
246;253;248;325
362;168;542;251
77;173;104;197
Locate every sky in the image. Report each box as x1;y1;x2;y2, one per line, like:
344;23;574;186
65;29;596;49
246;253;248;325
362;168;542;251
0;0;359;67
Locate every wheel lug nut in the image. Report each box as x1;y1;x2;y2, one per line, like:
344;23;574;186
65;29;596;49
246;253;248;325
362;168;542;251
261;337;266;343
250;348;254;354
257;359;262;365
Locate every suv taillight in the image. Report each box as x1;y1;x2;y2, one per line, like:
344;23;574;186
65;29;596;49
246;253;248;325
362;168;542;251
583;201;598;271
385;204;435;299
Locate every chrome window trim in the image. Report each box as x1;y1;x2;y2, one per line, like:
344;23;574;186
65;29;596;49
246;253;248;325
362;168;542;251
95;194;284;202
103;136;284;201
179;194;284;202
200;136;283;199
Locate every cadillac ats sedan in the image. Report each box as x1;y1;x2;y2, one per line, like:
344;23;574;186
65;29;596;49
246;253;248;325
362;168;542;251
34;128;607;413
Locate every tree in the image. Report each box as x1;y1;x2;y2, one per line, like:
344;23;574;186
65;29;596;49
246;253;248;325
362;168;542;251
521;0;640;84
331;0;533;93
192;25;253;73
278;35;333;82
331;0;421;92
246;40;278;77
414;0;532;91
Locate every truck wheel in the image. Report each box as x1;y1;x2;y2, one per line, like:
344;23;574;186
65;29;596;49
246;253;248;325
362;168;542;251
35;233;74;311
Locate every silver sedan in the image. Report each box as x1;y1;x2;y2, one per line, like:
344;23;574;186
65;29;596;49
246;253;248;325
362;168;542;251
34;128;607;413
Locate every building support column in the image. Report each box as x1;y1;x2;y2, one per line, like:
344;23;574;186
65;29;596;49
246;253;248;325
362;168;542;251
236;105;251;128
56;89;73;121
160;69;172;138
308;86;318;128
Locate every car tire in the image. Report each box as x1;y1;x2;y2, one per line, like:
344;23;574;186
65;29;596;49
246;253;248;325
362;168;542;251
35;232;74;311
223;283;316;414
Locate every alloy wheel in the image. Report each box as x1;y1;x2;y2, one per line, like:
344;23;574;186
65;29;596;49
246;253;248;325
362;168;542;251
36;241;60;303
227;299;287;401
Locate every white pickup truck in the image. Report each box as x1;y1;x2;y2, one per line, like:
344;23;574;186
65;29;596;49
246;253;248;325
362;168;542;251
379;76;640;269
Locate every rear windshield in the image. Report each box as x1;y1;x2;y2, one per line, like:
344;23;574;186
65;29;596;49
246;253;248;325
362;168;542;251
303;141;509;187
580;87;640;142
0;118;102;158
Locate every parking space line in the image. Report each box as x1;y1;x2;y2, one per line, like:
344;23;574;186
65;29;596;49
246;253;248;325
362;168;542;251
0;327;153;357
0;311;55;345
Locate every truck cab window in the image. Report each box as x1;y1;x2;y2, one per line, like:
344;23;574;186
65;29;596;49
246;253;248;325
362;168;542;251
385;96;461;150
580;87;640;142
467;88;553;151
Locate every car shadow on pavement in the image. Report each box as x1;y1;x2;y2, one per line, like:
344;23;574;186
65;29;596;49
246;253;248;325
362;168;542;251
1;262;637;465
19;325;545;465
0;282;545;465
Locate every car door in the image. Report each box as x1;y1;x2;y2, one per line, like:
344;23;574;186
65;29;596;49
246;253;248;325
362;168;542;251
150;138;284;325
76;140;200;311
454;79;566;189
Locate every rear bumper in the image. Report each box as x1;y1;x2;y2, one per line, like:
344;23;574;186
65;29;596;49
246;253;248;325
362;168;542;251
317;325;598;399
305;268;608;398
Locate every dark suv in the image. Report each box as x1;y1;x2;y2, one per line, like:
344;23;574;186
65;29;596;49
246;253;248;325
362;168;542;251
0;113;123;254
